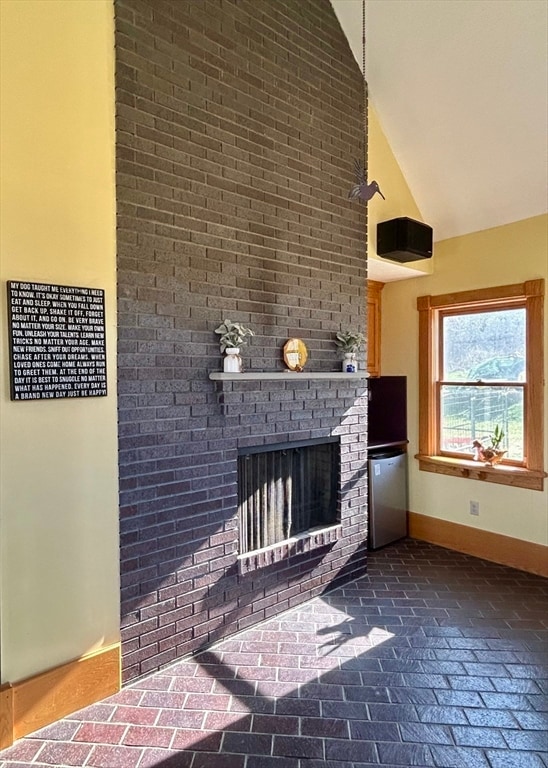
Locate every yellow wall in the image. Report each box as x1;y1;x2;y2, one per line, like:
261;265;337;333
0;0;120;682
367;106;432;276
382;215;548;545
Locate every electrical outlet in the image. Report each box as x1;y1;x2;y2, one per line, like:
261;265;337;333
470;500;480;516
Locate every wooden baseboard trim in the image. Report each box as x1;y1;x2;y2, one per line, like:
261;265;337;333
0;684;14;750
408;512;548;578
1;643;121;749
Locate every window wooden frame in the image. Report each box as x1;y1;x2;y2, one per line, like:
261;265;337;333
417;280;546;491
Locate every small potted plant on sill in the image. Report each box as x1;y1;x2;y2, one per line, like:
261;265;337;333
215;319;254;372
472;424;506;466
334;330;366;373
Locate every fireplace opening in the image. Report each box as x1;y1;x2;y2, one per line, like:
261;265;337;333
238;438;340;555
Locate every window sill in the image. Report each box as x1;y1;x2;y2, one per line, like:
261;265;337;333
416;454;546;491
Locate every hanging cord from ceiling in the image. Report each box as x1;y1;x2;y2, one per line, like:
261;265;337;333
348;0;385;204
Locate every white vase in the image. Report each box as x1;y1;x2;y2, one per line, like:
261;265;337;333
224;347;242;373
342;352;357;373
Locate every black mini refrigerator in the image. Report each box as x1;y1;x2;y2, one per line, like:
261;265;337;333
368;376;408;549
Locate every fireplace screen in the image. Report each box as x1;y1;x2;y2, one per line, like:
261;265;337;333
238;439;339;554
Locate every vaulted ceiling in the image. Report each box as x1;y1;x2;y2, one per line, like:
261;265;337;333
331;0;548;244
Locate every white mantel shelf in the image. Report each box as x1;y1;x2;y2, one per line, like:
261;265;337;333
209;371;368;381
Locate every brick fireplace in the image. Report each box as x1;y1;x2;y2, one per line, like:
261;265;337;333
115;0;368;682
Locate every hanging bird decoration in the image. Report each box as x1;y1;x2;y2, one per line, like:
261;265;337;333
348;159;385;202
348;0;385;204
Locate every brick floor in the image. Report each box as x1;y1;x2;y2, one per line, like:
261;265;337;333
1;539;547;767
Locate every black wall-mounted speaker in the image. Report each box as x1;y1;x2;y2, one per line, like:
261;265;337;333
377;217;433;263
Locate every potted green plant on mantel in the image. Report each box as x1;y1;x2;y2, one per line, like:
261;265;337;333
334;330;366;373
215;319;254;372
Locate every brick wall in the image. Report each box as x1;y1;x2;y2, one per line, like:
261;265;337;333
115;0;368;682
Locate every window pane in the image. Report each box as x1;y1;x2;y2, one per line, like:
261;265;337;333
440;385;524;461
443;309;526;381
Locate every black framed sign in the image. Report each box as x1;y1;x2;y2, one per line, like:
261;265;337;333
7;281;107;401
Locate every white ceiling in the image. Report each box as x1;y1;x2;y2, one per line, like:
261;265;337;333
331;0;548;245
